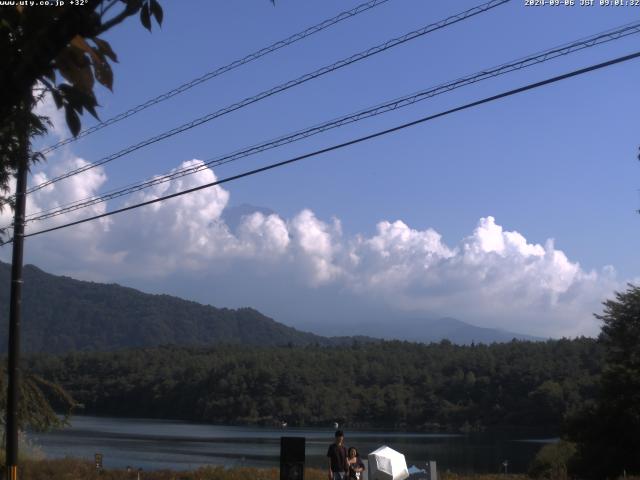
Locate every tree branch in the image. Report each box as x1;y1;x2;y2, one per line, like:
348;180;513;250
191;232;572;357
96;0;141;35
100;0;121;18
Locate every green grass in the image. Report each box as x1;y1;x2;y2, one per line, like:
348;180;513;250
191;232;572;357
10;460;319;480
6;458;640;480
3;459;532;480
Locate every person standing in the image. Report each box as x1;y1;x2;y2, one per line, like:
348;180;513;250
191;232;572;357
327;430;348;480
347;447;366;480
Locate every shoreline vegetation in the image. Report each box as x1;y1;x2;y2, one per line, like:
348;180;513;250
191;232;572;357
12;458;640;480
43;412;560;435
28;339;602;432
10;458;533;480
10;284;640;478
6;454;640;480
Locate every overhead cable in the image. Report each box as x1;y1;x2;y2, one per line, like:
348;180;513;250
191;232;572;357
39;0;393;155
22;20;640;224
26;0;510;195
10;49;639;242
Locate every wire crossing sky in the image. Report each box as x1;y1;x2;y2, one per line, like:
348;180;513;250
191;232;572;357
5;1;640;339
16;48;640;241
38;0;393;155
20;19;640;226
26;0;510;195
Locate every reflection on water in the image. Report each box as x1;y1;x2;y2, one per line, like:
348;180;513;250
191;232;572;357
31;416;557;473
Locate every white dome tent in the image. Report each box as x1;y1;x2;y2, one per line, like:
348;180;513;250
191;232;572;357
367;446;409;480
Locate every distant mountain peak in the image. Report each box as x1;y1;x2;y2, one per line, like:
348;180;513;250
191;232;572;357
222;203;277;232
0;261;542;353
415;316;544;344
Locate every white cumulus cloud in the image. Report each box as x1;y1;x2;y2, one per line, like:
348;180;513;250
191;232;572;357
1;154;623;338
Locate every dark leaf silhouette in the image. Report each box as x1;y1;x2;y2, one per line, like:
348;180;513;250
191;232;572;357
93;37;118;62
150;0;163;26
93;57;114;91
140;3;152;31
64;106;81;137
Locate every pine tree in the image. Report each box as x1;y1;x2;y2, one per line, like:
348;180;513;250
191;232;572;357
568;284;640;479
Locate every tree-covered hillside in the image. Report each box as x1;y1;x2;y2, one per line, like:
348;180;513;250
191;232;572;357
0;262;343;352
28;338;602;431
0;261;534;352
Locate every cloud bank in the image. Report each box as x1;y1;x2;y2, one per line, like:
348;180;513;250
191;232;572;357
0;96;622;338
0;145;621;338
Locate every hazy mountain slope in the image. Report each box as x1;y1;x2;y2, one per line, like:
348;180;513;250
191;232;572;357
0;261;541;353
408;317;543;344
0;262;333;353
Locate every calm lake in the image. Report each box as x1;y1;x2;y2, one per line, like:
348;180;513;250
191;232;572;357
31;416;557;474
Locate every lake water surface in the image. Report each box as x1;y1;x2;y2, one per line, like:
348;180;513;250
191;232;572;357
31;416;556;474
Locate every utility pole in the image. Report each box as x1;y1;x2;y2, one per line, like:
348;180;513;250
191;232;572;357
5;115;29;480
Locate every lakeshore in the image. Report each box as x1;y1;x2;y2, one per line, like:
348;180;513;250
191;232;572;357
17;459;530;480
29;415;555;474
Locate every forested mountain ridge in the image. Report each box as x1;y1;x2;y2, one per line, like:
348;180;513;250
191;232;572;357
0;261;539;352
0;262;347;352
28;338;603;431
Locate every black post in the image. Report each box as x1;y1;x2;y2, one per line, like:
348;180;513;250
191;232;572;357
280;437;305;480
5;131;29;480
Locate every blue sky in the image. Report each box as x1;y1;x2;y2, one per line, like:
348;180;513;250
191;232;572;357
98;0;640;275
3;0;640;338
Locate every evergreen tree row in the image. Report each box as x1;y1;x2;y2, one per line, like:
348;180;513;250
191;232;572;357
27;338;602;432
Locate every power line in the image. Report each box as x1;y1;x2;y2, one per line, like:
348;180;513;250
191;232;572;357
21;20;640;224
38;0;393;155
11;49;640;243
25;0;510;195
